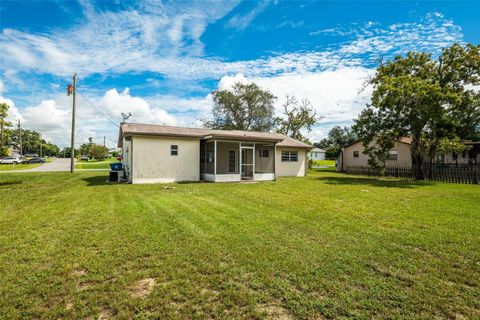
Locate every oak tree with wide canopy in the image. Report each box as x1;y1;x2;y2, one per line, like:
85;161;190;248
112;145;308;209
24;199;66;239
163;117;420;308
353;43;480;179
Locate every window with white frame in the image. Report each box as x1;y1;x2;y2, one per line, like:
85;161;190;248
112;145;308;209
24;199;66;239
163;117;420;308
281;151;298;162
171;145;178;156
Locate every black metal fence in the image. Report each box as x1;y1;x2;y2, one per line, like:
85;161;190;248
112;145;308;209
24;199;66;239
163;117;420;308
345;164;479;184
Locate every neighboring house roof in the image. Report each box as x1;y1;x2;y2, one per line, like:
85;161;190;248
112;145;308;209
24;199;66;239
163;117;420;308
119;123;312;148
343;137;412;149
309;148;325;153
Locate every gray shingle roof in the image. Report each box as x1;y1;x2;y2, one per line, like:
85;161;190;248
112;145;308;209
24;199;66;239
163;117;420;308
119;123;312;148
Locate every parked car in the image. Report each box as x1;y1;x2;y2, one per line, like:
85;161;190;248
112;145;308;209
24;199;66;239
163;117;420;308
0;157;22;164
25;157;46;164
80;155;89;161
25;153;39;158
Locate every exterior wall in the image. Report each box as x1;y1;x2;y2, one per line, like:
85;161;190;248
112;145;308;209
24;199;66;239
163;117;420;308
342;140;412;169
131;135;200;184
443;152;473;164
254;173;275;181
308;151;325;161
121;137;132;181
275;147;307;177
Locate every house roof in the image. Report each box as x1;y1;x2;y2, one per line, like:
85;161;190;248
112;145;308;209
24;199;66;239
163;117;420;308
343;137;412;149
119;123;312;148
309;148;326;152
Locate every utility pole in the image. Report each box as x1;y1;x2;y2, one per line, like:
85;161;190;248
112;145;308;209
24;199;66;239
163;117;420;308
68;74;77;173
39;132;42;157
17;119;22;157
103;136;106;147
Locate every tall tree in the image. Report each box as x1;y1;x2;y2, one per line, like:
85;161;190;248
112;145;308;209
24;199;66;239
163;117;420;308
204;82;276;131
0;102;12;154
275;96;319;143
353;44;480;179
315;126;357;159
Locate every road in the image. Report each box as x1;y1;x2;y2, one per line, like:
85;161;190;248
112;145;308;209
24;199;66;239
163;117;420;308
1;158;74;173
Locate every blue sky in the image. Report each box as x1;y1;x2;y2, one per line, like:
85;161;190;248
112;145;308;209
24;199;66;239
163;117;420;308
0;0;479;147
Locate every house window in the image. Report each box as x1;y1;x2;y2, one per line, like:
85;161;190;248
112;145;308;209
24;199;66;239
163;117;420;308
388;150;398;161
171;145;178;156
281;151;298;162
353;151;359;158
259;149;269;158
452;152;458;160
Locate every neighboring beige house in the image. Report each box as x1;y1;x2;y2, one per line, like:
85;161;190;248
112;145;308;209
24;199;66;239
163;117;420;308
339;138;480;171
340;137;413;171
308;148;326;161
118;123;311;184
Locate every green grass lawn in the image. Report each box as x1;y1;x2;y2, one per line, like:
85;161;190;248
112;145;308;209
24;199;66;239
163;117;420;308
0;163;42;171
75;157;117;170
0;170;478;319
312;159;336;166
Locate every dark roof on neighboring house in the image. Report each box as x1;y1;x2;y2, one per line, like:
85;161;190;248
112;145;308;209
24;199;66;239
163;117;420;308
118;123;312;148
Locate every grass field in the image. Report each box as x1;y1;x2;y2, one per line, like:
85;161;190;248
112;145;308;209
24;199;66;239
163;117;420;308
312;160;336;166
0;163;42;171
75;157;117;170
0;170;479;319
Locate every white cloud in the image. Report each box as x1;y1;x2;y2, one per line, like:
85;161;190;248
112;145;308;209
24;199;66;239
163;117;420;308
0;80;4;94
0;10;463;81
226;0;271;31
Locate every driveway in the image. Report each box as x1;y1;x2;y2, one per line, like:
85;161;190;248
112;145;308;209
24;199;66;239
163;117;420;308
1;158;73;173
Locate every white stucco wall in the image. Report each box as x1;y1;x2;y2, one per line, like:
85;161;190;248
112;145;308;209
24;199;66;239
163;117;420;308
121;137;132;181
131;135;200;184
275;147;307;177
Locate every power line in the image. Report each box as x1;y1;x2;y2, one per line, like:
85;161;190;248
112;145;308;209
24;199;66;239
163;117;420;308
77;94;120;128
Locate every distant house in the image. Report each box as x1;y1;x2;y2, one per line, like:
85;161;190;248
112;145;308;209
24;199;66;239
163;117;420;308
308;148;326;161
442;142;480;165
118;123;312;184
339;138;479;171
340;137;412;171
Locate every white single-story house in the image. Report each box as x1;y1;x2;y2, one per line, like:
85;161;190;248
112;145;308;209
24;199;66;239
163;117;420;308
118;123;312;184
308;148;326;161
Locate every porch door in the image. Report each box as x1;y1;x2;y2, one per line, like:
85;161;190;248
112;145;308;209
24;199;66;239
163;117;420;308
228;150;237;173
241;148;253;178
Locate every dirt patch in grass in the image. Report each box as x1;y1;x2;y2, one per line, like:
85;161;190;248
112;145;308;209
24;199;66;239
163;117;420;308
71;269;87;277
257;303;293;320
87;309;113;320
130;278;156;298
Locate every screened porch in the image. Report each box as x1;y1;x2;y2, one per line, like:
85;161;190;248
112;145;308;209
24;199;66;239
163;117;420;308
200;140;276;182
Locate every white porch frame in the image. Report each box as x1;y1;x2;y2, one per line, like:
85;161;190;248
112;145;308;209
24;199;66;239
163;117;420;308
201;139;276;182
